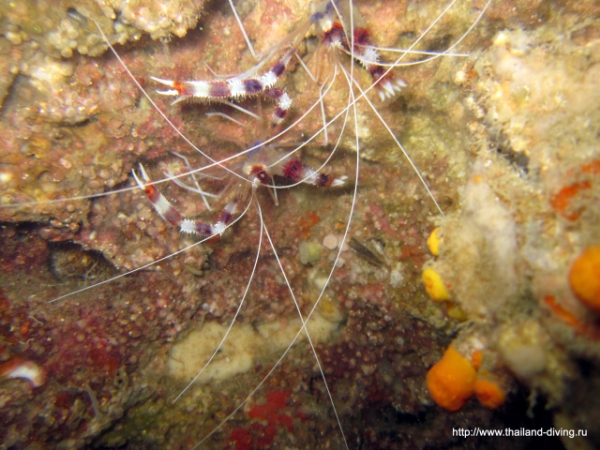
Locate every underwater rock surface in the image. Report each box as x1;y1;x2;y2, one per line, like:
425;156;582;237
0;0;599;448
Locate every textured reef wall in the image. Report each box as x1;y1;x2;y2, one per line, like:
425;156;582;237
0;0;599;448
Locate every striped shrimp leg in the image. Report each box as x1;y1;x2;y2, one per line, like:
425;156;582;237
349;27;407;100
275;157;347;188
264;87;293;127
132;164;236;237
151;49;295;124
314;5;406;101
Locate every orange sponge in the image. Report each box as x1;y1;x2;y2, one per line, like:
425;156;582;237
426;345;477;411
474;378;505;409
569;246;600;312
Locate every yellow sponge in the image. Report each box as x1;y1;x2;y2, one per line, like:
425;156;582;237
427;228;441;256
422;268;450;301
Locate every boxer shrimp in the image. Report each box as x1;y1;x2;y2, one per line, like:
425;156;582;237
0;0;493;447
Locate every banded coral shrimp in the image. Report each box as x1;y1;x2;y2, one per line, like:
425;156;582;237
1;0;569;448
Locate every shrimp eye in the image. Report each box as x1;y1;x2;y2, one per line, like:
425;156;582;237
250;165;270;185
258;171;269;183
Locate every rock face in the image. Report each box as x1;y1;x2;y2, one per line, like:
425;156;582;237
0;0;599;448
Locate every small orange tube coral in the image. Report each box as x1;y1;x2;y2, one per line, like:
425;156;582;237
569;246;600;312
426;345;477;411
471;350;483;371
543;295;582;329
550;181;591;221
474;378;505;409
